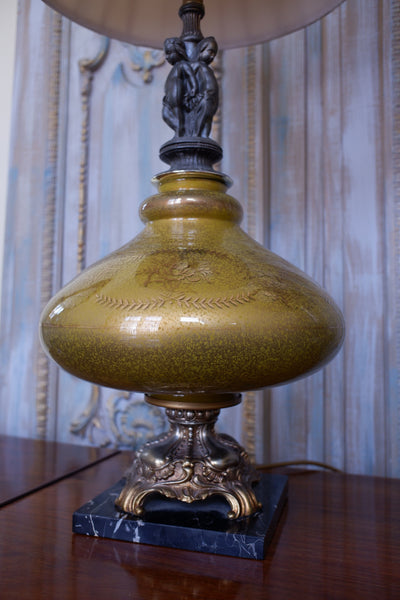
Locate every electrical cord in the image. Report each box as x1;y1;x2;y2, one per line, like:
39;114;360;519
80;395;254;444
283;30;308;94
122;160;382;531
256;460;342;473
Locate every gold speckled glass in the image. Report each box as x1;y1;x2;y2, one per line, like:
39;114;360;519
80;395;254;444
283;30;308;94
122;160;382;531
40;170;344;405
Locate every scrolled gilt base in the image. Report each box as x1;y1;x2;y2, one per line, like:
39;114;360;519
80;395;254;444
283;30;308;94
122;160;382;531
115;408;262;520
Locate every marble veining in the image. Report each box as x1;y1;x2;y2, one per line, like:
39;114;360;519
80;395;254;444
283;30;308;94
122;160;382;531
72;474;288;559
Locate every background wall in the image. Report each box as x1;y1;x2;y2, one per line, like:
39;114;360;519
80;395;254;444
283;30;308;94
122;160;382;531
1;0;399;478
0;1;18;301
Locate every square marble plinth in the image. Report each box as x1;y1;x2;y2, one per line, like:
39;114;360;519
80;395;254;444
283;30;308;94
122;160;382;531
72;474;288;559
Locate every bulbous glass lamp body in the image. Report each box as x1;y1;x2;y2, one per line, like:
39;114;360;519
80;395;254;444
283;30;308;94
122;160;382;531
40;171;344;405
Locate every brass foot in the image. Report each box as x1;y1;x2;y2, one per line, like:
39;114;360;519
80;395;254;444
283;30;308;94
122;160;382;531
115;406;262;519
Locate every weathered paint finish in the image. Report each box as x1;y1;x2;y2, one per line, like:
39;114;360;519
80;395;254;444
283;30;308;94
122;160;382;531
1;0;399;477
260;0;395;475
0;1;65;439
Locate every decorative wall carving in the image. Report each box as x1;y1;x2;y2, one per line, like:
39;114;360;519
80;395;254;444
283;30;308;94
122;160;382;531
240;45;265;462
34;10;63;439
69;37;168;447
78;36;110;273
128;47;165;84
70;386;165;448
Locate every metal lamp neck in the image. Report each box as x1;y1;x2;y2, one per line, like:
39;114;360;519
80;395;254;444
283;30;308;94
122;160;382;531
179;0;205;43
159;0;222;172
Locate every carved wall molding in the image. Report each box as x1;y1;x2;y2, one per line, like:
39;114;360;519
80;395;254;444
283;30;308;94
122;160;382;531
70;386;165;448
244;45;257;239
71;35;111;444
241;45;262;462
77;36;110;274
70;36;168;447
35;10;63;439
128;46;165;84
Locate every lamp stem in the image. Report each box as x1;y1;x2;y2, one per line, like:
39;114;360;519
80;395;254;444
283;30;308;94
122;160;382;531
179;0;205;43
159;0;222;171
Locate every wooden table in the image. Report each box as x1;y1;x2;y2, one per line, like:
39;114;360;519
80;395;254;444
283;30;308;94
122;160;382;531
0;435;118;506
0;437;399;599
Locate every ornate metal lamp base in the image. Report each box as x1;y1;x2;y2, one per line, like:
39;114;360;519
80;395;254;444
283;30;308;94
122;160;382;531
115;398;262;519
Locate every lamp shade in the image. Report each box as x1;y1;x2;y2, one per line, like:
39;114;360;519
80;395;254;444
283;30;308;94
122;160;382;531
42;0;344;49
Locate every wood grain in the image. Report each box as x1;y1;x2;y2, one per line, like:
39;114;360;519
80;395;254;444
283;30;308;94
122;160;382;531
1;450;399;599
0;434;118;506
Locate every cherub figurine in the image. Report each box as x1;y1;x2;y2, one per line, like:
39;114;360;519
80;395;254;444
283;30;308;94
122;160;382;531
162;38;198;137
162;35;219;139
191;37;219;138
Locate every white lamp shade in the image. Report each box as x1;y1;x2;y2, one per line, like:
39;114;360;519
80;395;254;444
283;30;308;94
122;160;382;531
42;0;345;49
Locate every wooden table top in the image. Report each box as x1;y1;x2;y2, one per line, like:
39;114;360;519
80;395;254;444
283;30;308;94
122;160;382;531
0;440;399;599
0;434;118;507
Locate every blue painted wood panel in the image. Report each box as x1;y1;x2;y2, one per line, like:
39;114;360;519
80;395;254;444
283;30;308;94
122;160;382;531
0;0;398;478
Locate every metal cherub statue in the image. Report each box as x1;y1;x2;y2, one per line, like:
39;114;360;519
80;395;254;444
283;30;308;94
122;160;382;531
159;1;222;171
162;35;218;138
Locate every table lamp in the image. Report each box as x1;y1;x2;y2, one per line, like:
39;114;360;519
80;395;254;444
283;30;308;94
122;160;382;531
39;0;345;558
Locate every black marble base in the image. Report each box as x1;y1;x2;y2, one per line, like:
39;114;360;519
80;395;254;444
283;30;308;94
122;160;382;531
72;474;288;560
